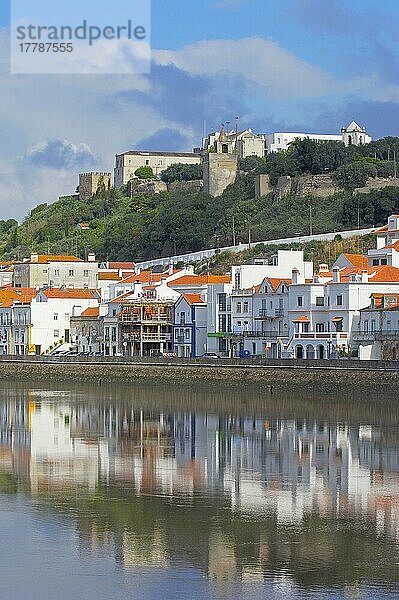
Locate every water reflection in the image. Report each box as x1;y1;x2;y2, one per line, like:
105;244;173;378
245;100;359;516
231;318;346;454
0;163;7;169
0;383;398;599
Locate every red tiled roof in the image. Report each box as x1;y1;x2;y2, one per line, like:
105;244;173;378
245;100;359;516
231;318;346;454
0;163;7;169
170;275;230;286
121;271;164;284
80;306;99;317
30;255;83;263
182;293;205;305
43;288;99;299
108;262;135;269
98;272;121;281
338;265;399;283
343;253;368;268
268;278;292;291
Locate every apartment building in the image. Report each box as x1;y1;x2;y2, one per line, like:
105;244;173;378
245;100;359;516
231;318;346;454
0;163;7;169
13;253;98;290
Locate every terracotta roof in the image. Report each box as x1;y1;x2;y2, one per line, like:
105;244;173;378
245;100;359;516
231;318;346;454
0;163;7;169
343;253;368;268
384;240;399;250
98;272;121;281
268;278;292;291
373;225;388;234
108;262;135;269
0;287;36;305
338;265;399;283
29;255;83;263
121;271;164;284
42;288;99;299
181;293;205;305
170;275;230;286
79;306;99;317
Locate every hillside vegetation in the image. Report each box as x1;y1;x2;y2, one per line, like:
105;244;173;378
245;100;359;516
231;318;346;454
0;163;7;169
2;136;399;262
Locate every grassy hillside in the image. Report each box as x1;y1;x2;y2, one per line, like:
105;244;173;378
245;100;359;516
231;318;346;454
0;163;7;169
2;173;399;263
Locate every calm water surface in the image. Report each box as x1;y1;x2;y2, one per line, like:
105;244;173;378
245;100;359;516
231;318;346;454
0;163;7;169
0;381;398;599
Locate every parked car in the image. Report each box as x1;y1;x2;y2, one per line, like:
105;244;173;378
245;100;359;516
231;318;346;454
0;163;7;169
201;352;219;359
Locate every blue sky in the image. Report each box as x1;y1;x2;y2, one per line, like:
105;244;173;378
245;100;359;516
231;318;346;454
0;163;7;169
0;0;398;219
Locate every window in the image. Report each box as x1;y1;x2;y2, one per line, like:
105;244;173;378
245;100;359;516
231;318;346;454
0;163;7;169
236;302;242;313
54;313;58;321
234;271;241;290
180;312;186;325
65;313;69;320
381;258;387;265
54;269;60;276
218;293;227;311
371;320;376;332
69;269;74;277
315;323;325;332
54;330;59;338
243;302;249;313
297;296;303;307
364;320;369;333
337;295;343;306
185;328;190;340
83;270;89;277
372;259;379;266
42;269;48;274
218;314;227;332
316;297;324;306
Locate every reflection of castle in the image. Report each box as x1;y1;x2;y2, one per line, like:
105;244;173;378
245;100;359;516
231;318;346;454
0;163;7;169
1;396;399;544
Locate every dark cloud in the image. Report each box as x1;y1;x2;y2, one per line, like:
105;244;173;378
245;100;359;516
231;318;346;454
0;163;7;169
135;128;191;152
26;138;97;170
110;63;255;141
312;98;399;139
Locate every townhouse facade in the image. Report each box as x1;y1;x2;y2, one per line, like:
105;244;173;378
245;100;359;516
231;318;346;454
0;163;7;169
173;293;207;358
13;253;98;289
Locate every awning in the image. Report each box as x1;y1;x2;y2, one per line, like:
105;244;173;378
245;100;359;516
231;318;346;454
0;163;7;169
332;317;343;322
293;316;310;323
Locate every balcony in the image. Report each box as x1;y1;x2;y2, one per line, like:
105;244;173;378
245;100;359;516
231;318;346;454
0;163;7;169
293;331;348;340
126;332;172;342
352;329;399;342
120;313;172;324
225;330;282;339
257;308;284;319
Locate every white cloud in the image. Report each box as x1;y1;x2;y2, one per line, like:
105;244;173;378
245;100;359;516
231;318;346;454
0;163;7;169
154;38;336;101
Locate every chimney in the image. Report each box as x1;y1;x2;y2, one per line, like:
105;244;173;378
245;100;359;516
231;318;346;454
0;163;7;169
361;269;369;283
333;267;340;283
87;252;96;262
292;267;299;284
30;253;39;263
169;262;174;275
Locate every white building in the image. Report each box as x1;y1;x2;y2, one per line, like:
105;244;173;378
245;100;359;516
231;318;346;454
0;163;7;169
265;121;371;153
114;151;201;187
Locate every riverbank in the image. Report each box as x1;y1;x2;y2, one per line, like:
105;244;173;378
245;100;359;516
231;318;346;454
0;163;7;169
1;356;399;390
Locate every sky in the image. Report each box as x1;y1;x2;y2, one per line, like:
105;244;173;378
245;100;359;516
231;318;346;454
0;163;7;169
0;0;399;220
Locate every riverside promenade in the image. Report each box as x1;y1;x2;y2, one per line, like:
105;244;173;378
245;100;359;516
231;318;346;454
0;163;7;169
0;355;398;390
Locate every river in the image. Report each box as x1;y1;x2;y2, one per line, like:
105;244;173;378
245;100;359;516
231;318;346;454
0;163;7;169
0;381;398;599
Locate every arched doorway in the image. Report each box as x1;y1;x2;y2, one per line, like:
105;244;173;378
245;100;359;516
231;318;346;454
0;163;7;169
221;144;228;153
317;345;325;359
306;345;315;359
296;345;304;359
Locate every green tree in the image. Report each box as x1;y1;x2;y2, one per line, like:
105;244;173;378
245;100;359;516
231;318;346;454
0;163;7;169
134;166;155;179
333;162;377;193
160;163;203;183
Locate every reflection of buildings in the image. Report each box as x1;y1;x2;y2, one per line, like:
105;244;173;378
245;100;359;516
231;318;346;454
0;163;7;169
1;396;399;546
